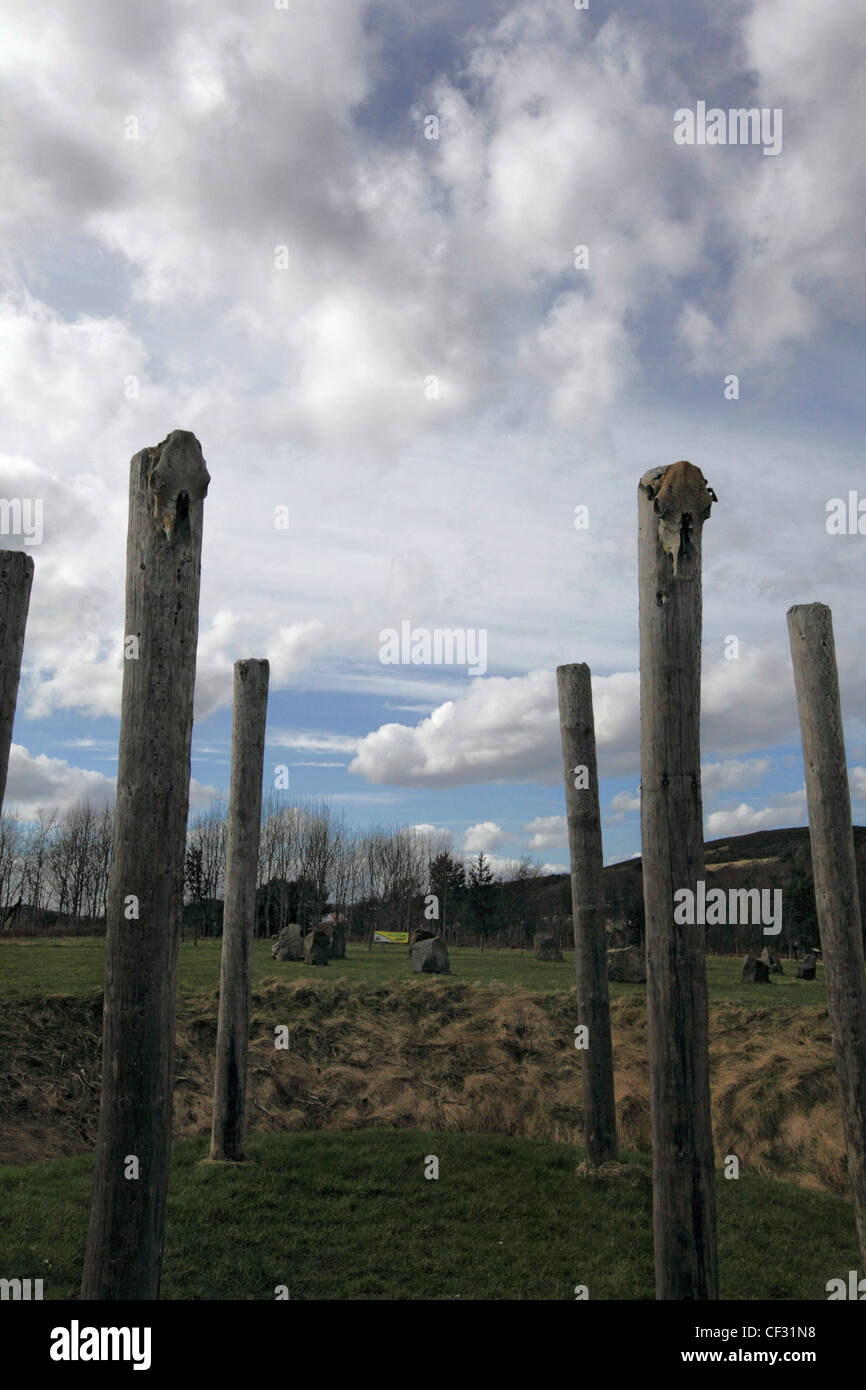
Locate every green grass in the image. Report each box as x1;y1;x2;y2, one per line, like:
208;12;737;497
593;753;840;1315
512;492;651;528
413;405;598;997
0;937;828;1006
0;1129;855;1300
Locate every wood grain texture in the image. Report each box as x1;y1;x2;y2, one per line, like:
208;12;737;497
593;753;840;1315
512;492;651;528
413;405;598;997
638;461;718;1300
788;602;866;1270
556;663;617;1164
81;430;209;1300
211;658;270;1162
0;550;34;811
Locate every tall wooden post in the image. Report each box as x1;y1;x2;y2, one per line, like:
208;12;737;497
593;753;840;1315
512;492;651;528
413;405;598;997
787;602;866;1269
81;430;209;1300
211;658;270;1162
556;663;618;1164
638;460;718;1300
0;551;35;811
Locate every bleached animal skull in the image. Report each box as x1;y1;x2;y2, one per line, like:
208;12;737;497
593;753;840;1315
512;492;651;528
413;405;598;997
147;430;210;542
643;460;716;576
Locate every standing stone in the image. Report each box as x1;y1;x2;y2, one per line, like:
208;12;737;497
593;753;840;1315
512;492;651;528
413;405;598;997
271;923;304;961
533;933;563;962
411;937;450;974
743;954;771;983
759;946;783;975
304;928;331;965
797;952;817;981
607;945;647;983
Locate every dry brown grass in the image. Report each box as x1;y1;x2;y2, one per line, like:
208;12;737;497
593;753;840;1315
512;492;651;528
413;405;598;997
0;977;848;1194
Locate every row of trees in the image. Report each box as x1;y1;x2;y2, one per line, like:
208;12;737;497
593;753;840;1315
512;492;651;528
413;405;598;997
0;794;827;949
0;793;556;943
0;800;113;929
186;793;552;944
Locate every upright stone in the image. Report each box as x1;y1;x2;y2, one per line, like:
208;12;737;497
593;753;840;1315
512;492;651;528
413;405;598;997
271;923;304;961
211;658;270;1163
797;951;817;981
82;431;209;1299
411;937;450;974
533;932;563;962
759;945;783;975
304;928;331;965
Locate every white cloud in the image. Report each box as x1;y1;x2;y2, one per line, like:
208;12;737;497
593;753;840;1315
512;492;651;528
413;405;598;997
349;667;642;787
4;742;217;818
265;620;326;689
701;757;772;799
462;821;508;854
524;814;568;850
609;789;641;819
5;744;115;819
847;767;866;804
704;787;807;838
269;730;359;756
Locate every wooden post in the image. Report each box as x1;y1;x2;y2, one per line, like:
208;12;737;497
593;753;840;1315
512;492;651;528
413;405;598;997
0;551;35;811
787;603;866;1269
81;430;209;1300
638;460;718;1300
556;663;618;1164
211;658;270;1162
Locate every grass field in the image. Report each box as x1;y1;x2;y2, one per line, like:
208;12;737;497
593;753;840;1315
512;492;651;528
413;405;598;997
0;1129;858;1300
0;937;854;1301
0;936;828;1006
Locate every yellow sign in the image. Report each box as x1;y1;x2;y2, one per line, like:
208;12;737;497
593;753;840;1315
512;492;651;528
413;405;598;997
374;931;408;943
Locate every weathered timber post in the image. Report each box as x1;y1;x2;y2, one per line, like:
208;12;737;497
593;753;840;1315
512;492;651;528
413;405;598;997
787;603;866;1269
0;551;35;811
211;658;270;1162
638;459;718;1300
556;663;618;1164
81;430;209;1300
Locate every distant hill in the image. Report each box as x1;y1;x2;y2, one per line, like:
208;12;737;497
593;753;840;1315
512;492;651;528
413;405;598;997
555;825;866;954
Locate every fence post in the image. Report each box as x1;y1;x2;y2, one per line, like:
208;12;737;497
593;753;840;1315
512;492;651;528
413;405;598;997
211;658;270;1162
81;430;209;1299
638;460;718;1300
787;602;866;1269
556;662;618;1164
0;551;34;811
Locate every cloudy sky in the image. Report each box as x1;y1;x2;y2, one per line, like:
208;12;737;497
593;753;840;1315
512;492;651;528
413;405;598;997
1;0;863;870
